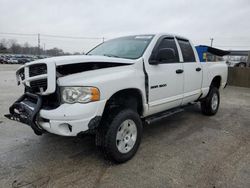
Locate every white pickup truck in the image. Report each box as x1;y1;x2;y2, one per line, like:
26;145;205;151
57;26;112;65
6;33;228;163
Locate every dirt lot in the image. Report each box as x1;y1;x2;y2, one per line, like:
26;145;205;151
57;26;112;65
0;64;250;188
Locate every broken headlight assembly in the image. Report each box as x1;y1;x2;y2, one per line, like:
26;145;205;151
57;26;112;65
61;87;100;104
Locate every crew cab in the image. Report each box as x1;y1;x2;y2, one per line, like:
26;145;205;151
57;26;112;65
5;33;228;163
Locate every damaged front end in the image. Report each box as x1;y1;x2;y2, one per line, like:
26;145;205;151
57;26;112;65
5;56;132;136
56;62;130;76
5;61;57;135
5;92;45;135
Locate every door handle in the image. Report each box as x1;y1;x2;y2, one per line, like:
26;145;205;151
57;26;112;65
196;67;201;72
176;69;184;74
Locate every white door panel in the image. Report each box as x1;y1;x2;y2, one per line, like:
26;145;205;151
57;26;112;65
147;63;183;115
182;63;202;104
176;39;203;105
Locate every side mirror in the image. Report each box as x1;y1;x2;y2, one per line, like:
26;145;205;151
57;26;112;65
157;48;176;62
149;48;176;65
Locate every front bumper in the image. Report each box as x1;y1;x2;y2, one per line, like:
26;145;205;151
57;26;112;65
5;92;106;136
5;92;45;135
38;100;106;136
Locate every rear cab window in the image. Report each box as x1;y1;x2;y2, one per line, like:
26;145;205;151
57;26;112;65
177;39;196;62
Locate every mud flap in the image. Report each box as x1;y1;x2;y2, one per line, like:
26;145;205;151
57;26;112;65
4;92;45;135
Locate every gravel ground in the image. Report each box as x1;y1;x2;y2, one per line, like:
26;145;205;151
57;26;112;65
0;64;250;188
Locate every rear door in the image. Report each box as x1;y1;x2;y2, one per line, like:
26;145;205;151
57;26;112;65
146;36;184;115
176;38;202;105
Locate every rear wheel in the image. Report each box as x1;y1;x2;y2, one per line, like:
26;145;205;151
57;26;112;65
238;62;246;68
96;108;142;163
201;87;220;116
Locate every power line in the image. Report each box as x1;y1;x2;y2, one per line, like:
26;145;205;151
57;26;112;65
0;32;37;36
211;36;250;40
1;31;250;50
215;45;250;48
0;32;104;40
42;34;104;40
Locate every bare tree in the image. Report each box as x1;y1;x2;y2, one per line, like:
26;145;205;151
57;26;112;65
0;38;75;56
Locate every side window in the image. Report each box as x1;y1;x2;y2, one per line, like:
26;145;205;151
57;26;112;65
177;39;196;62
157;38;179;63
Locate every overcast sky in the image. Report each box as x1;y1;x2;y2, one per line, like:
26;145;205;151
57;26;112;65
0;0;250;53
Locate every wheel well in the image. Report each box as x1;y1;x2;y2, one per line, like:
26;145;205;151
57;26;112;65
238;62;246;64
211;76;221;89
103;89;144;116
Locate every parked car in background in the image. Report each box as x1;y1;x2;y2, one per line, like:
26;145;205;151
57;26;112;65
17;58;30;64
225;51;250;68
226;60;247;67
0;54;50;64
7;58;19;64
0;57;6;64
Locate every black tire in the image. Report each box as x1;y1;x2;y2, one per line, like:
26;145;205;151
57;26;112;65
96;108;142;163
237;62;246;68
200;87;220;116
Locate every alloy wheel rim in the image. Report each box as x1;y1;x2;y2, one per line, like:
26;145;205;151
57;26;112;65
211;93;218;111
116;119;137;154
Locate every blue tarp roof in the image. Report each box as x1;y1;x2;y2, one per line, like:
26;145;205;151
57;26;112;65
195;45;230;62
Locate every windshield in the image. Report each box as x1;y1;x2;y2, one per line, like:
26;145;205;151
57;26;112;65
87;35;154;59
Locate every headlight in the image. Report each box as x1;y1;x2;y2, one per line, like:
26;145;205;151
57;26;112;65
61;87;100;104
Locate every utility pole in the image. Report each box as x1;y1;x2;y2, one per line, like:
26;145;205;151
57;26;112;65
247;51;250;67
210;37;214;47
43;43;46;55
38;33;40;55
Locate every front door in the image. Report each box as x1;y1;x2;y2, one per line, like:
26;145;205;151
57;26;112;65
145;37;184;115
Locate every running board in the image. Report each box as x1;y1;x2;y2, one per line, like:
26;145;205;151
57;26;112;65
145;108;184;125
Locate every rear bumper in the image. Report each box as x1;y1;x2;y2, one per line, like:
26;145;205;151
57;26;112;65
38;100;106;136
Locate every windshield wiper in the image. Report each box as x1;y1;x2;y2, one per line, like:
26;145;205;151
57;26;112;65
103;54;120;58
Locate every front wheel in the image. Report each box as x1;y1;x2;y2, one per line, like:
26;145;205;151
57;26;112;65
200;87;220;116
97;108;143;163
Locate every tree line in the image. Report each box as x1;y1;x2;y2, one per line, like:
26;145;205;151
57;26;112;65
0;38;82;56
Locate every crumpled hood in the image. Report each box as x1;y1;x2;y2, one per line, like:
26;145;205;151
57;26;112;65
16;54;143;96
26;55;136;66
